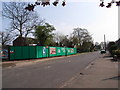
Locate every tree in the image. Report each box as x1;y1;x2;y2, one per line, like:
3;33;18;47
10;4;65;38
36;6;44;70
72;28;92;45
94;42;101;51
53;32;68;46
60;35;70;47
2;2;44;38
69;36;78;46
53;32;73;47
71;28;93;52
0;30;14;46
33;23;55;46
107;42;117;55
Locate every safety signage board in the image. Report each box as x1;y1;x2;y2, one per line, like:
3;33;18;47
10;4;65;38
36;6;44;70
50;47;56;54
43;47;46;55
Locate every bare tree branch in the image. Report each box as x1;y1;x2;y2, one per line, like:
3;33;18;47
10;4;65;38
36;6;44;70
0;31;14;46
2;2;44;38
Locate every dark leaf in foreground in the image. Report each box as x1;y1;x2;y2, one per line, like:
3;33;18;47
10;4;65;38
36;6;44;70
106;3;112;8
116;1;120;6
53;1;58;6
62;1;66;6
25;4;35;11
99;2;105;7
35;2;41;5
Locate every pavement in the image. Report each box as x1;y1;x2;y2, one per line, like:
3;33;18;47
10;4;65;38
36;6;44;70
1;53;83;68
61;53;119;88
1;56;69;68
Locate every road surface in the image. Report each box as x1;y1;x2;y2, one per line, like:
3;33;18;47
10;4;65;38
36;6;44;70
3;52;101;88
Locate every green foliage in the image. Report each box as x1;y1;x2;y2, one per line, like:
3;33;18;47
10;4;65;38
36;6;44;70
116;39;120;49
107;42;117;55
112;49;120;55
94;42;101;51
34;23;55;46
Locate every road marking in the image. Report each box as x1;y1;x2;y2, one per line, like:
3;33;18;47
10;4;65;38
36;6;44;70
65;60;71;63
68;61;71;62
44;66;51;69
59;73;80;88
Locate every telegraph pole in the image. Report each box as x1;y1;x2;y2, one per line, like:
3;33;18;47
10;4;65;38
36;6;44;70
104;34;106;51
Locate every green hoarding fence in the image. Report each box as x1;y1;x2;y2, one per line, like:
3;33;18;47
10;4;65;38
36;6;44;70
9;46;49;60
36;46;49;58
49;47;67;57
66;48;76;55
29;46;36;59
9;46;77;60
36;46;43;58
22;46;29;59
56;47;65;56
9;46;37;60
14;46;22;60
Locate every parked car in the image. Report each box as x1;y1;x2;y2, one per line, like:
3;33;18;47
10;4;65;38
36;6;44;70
100;50;106;54
77;49;80;53
0;49;8;60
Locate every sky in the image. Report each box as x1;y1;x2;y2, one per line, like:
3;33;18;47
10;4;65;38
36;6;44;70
0;0;119;44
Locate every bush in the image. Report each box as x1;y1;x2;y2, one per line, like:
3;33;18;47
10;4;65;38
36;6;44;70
107;42;117;55
112;49;120;57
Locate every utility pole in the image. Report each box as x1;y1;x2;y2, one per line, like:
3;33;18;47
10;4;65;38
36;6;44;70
104;34;106;51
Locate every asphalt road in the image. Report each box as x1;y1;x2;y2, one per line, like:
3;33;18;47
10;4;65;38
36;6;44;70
3;52;101;88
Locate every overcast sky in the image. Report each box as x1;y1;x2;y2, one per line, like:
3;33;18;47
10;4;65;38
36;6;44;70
0;0;119;43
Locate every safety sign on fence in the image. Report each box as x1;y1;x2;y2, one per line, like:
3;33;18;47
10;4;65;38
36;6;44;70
43;47;46;55
50;47;56;54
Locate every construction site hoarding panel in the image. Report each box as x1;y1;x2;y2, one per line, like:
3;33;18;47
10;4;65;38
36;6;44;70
9;46;15;60
29;46;37;59
14;46;22;60
36;46;43;58
22;46;29;59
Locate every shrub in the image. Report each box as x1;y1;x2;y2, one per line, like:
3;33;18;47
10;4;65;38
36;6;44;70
112;49;120;57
